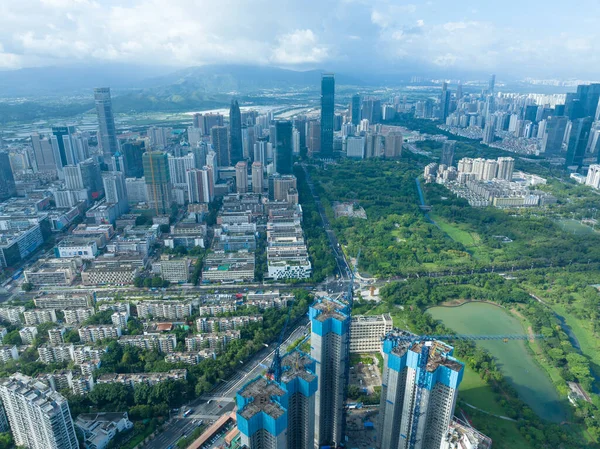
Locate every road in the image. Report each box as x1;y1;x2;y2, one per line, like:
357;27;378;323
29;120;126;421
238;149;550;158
302;164;352;281
142;319;310;449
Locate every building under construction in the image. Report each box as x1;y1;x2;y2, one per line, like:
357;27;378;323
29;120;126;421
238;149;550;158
309;297;350;448
235;349;317;449
378;331;465;449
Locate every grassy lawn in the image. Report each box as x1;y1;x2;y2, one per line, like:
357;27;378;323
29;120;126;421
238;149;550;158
430;213;497;262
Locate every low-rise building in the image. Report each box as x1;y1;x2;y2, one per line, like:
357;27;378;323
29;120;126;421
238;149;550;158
0;306;25;325
117;334;176;353
196;316;263;333
73;346;105;365
96;370;187;387
164;352;206;365
185;330;240;352
78;326;121;343
0;345;18;363
202;251;255;283
23;309;57;325
198;304;237;316
81;261;140;286
19;326;38;344
64;307;95;325
24;258;80;286
152;256;190;283
75;412;133;449
38;344;75;364
111;312;129;328
34;294;93;309
48;328;66;346
136;301;192;320
98;302;131;315
55;238;98;260
349;314;393;353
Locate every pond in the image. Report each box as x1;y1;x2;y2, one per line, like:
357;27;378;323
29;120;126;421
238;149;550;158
428;301;566;422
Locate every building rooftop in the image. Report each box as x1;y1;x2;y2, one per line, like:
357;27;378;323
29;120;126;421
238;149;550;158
312;298;348;322
280;350;316;384
239;377;285;420
352;313;392;324
411;341;463;372
444;418;492;449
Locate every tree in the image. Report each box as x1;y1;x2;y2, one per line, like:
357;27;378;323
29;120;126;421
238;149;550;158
63;329;80;343
21;282;33;292
151;276;164;288
2;330;21;346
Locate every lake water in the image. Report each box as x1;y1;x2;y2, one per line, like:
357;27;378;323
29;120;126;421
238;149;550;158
428;302;566;422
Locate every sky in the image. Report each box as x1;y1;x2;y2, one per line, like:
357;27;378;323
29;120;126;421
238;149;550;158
1;0;599;78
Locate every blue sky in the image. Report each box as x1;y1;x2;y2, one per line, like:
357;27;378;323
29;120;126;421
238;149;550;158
0;0;598;78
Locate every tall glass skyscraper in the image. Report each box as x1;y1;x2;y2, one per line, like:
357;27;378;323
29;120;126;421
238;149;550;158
94;87;119;158
0;152;16;200
274;120;293;175
351;94;361;126
320;74;335;158
565;117;593;167
229;99;243;165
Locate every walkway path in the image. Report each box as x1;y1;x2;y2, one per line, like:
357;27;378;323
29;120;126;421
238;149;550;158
462;402;517;422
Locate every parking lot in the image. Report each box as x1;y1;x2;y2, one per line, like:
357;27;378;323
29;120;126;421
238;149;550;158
349;356;382;395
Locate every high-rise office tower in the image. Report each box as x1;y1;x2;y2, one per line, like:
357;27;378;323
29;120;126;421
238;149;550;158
293;118;307;157
320;74;335;158
236;376;287;448
254;137;269;165
441;140;456;166
0;373;78;449
229;100;244;165
79;159;104;201
235;161;248;194
440;82;451;122
94;87;119;158
121;141;145;178
378;335;464;449
351;94;361;126
103;171;129;216
187;167;214;203
0;152;16;201
30;133;56;172
242;125;256;160
456;82;463;100
384;133;403;158
541;116;568;156
307;121;321;157
488;74;496;94
252;161;263;193
143;151;172;214
211;126;230;167
50;126;76;172
310;297;350;448
203;113;225;135
275;120;293;175
565;117;593;167
497;157;515;181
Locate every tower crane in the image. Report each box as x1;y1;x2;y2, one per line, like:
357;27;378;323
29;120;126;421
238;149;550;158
267;304;293;384
381;331;543;449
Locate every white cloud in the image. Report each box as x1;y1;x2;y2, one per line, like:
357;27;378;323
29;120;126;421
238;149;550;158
270;29;329;65
0;0;598;77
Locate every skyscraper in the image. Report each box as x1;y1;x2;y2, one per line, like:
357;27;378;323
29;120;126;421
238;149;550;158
121;141;145;178
143;151;172;214
102;171;129;216
51;126;76;171
310;297;350;448
94;87;119;158
0;152;16;201
541;116;568;156
252;161;263;193
320;74;335;158
351;94;361;126
488;74;496;94
211;126;230;167
378;334;464;449
30;133;56;172
565;117;593;167
275;120;293;175
236;376;287;449
497;157;515;181
441;140;456;166
307;121;321;157
0;373;78;449
229;99;244;165
168;153;195;187
235;161;248;194
482;121;495;144
440;82;451;122
79;159;103;201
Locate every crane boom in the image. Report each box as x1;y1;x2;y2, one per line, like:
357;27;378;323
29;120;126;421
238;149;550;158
385;333;541;343
268;303;293;383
